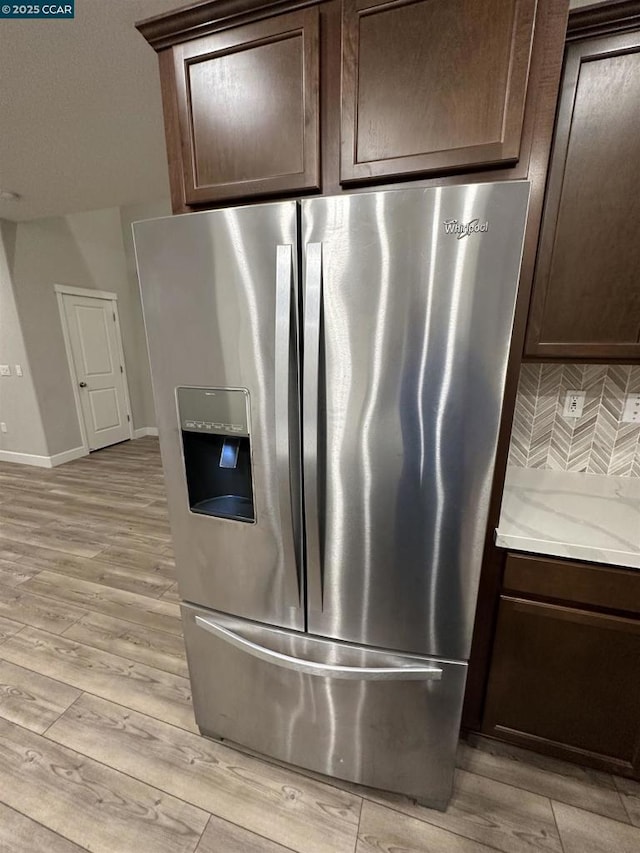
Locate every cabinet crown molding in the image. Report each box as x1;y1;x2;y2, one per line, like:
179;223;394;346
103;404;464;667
567;0;640;40
136;0;320;50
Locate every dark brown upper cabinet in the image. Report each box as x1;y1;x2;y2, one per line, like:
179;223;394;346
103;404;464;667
169;8;320;206
526;26;640;359
137;0;568;210
340;0;538;183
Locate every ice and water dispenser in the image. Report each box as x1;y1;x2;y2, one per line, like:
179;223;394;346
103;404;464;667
177;387;254;522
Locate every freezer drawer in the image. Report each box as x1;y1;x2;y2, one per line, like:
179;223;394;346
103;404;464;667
182;603;467;808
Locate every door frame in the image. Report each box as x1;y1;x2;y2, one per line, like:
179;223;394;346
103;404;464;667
55;284;134;454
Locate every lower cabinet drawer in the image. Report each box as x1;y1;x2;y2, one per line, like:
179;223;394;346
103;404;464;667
503;553;640;614
483;596;640;771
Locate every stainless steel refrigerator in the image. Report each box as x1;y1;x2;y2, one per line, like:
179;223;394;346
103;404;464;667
133;182;529;808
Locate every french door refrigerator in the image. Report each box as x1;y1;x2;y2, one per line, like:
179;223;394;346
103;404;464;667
133;182;529;808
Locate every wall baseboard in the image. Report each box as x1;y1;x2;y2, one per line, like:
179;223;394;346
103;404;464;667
0;450;53;468
133;427;159;439
0;433;157;468
0;446;86;468
49;446;88;467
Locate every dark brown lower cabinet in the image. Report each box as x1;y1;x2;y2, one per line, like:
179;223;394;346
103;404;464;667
483;593;640;777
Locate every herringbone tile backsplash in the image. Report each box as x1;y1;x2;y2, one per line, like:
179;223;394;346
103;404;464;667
508;364;640;477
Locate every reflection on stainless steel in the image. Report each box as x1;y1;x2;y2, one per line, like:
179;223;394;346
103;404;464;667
134;183;530;809
133;203;304;630
184;604;464;807
274;244;301;608
302;185;529;659
302;242;323;612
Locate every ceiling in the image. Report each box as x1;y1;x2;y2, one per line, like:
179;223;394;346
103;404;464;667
0;0;188;222
0;0;594;223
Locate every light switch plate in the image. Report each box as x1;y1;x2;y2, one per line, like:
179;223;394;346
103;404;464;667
622;392;640;424
0;364;11;376
563;390;586;418
14;364;22;376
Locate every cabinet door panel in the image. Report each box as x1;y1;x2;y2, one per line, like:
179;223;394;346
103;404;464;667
341;0;537;183
526;31;640;358
484;596;640;771
174;8;319;204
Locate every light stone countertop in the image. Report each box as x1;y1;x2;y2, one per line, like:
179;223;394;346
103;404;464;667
496;467;640;569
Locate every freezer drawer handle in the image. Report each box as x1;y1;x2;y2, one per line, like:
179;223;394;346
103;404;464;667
195;615;443;681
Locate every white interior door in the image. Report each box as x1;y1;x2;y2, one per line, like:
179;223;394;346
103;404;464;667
62;293;131;451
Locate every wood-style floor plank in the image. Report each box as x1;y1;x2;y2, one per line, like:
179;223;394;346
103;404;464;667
18;545;173;599
21;570;182;635
64;611;189;678
0;659;81;734
0;717;208;853
552;800;640;853
458;740;628;823
45;516;137;537
0;471;56;490
0;521;107;558
354;769;563;853
161;584;181;602
97;545;176;581
0;539;37;563
47;482;156;509
4;492;171;540
0;581;87;635
356;799;497;852
0;801;87;853
0;614;23;643
106;530;175;557
615;776;640;827
0;627;196;733
195;813;296;853
0;559;39;587
1;488;170;532
46;693;362;853
0;504;45;528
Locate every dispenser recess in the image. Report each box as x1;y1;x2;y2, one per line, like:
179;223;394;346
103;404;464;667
177;387;254;523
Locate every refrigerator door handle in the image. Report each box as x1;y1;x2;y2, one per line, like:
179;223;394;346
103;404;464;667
275;244;301;607
303;242;323;611
195;615;443;681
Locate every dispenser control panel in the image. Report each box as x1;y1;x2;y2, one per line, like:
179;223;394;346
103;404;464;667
177;387;249;437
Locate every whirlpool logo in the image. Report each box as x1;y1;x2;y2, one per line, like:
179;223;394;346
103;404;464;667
443;218;489;239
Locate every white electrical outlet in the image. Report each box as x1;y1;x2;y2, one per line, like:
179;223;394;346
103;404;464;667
14;364;22;376
0;364;10;377
0;423;7;433
563;390;586;418
622;392;640;424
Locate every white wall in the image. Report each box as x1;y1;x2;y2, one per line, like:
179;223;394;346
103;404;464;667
10;201;168;457
0;220;49;460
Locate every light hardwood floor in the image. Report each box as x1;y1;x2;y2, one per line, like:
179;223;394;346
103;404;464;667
0;437;638;853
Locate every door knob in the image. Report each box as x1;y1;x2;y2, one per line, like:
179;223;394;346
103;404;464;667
79;381;87;388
